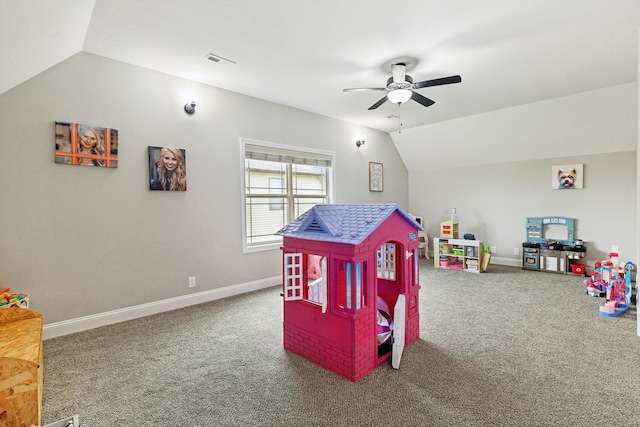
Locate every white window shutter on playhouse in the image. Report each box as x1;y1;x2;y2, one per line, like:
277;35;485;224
283;253;303;301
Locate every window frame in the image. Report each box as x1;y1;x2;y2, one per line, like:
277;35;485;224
377;243;396;280
240;138;335;253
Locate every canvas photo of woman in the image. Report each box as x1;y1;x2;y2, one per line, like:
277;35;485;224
148;146;187;191
55;121;118;167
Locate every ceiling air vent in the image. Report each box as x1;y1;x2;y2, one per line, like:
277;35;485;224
204;53;236;65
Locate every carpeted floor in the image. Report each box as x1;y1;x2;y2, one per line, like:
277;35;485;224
41;262;639;426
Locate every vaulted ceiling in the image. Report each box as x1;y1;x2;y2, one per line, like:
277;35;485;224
3;1;639;141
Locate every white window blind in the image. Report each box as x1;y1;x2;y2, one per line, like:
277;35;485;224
241;139;334;252
244;143;332;167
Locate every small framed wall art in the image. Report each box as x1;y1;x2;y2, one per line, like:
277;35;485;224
55;121;118;167
148;146;187;191
552;163;583;190
369;161;383;192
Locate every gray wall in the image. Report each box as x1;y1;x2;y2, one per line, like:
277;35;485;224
409;151;636;268
0;52;408;323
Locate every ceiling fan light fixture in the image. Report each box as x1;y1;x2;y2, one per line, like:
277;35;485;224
387;89;412;104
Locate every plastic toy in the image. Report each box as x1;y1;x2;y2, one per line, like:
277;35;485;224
276;203;422;382
599;274;629;317
600;261;613;286
584;271;605;297
0;288;26;307
594;261;602;273
376;296;394;345
624;261;635;305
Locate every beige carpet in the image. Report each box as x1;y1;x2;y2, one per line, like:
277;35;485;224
41;263;639;426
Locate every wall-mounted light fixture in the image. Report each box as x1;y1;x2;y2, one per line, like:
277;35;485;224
356;138;365;147
184;101;196;114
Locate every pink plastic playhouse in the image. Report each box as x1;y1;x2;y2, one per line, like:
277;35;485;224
275;203;423;382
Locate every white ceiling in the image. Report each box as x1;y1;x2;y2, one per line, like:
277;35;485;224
2;0;640;135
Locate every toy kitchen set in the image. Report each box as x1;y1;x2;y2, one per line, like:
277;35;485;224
522;216;586;275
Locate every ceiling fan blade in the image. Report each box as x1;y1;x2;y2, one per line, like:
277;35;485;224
411;91;435;108
343;87;386;92
391;64;406;83
368;96;388;110
414;75;462;89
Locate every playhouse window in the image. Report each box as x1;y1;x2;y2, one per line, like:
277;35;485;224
305;254;326;305
377;243;396;280
283;252;328;312
337;261;366;310
241;139;334;253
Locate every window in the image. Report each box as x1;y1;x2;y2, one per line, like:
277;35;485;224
336;260;366;311
283;252;327;313
377;243;396;280
241;139;334;252
268;178;284;210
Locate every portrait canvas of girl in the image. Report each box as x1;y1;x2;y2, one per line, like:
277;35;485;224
148;146;187;191
55;121;118;167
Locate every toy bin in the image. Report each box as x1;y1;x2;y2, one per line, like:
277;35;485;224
440;220;459;238
0;293;29;309
466;259;479;271
570;264;585;274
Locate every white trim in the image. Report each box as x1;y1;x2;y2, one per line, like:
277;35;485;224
43;276;281;340
428;250;520;268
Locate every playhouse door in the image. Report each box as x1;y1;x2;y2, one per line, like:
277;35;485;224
392;294;406;369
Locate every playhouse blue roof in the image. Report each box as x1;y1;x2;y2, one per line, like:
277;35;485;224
275;203;424;245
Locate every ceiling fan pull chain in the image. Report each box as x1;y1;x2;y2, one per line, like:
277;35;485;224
399;104;403;134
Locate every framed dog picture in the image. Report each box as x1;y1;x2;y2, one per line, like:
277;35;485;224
552;163;583;190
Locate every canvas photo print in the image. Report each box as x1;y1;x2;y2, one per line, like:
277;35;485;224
55;121;118;167
148;146;187;191
552;163;583;190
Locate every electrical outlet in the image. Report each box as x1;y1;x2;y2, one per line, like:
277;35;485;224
188;276;196;288
514;247;520;256
491;246;497;254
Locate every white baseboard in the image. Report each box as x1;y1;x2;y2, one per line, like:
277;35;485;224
428;251;522;268
490;256;521;267
43;276;281;340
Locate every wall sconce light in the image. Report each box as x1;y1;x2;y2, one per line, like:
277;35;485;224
356;138;365;147
184;101;196;114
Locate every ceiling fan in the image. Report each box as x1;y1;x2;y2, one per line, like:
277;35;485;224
343;63;461;110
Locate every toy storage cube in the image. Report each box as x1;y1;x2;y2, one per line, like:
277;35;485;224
0;308;43;426
440;221;458;238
